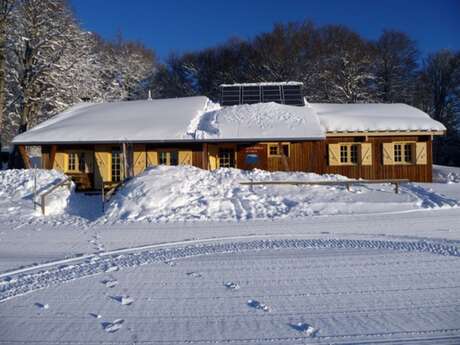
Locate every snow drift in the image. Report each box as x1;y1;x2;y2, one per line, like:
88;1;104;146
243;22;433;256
0;169;102;226
433;165;460;184
0;169;72;219
194;102;324;140
1;167;457;226
102;166;457;223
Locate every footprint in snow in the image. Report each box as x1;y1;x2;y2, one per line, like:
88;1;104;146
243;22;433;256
102;319;124;333
101;279;118;288
186;271;202;278
34;303;49;310
289;322;318;337
164;260;176;267
224;281;240;290
247;299;270;312
110;295;134;306
89;313;102;319
105;266;119;273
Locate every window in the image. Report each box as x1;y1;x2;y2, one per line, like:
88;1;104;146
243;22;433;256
111;150;122;182
339;144;359;165
389;142;414;165
267;143;290;157
68;152;86;172
269;145;279;156
158;151;178;166
394;144;402;162
404;143;413;163
350;145;358;164
218;149;235;168
68;152;77;171
340;145;347;163
78;153;85;171
159;151;168;165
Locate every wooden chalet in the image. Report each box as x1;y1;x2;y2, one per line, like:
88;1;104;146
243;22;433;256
12;82;446;190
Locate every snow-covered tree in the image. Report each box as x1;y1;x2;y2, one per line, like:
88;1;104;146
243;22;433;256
6;0;84;134
2;0;157;145
0;0;16;145
317;26;376;103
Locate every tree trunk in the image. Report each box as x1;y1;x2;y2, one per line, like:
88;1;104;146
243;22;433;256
0;11;6;147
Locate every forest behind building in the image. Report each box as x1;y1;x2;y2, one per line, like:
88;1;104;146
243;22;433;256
1;0;459;164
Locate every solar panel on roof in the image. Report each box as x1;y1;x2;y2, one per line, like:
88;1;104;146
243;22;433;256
220;83;304;106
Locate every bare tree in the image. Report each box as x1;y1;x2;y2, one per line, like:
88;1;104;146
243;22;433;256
374;30;419;103
416;50;460;164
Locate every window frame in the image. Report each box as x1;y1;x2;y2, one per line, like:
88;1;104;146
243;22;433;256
67;151;87;173
392;141;415;165
218;148;236;168
158;150;179;166
338;143;360;166
111;150;122;183
267;143;290;158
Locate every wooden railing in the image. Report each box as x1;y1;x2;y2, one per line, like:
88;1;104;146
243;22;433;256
35;177;73;215
101;181;125;212
240;179;410;194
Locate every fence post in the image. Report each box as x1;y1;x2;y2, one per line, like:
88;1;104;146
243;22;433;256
101;183;105;213
41;194;45;215
395;182;400;194
33;170;37;210
346;182;351;192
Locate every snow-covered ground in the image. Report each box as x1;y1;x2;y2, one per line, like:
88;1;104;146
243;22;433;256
0;165;459;344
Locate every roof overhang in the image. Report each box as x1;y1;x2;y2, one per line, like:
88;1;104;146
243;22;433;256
13;136;326;146
326;130;445;137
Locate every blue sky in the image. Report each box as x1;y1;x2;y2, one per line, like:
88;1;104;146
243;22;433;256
71;0;460;61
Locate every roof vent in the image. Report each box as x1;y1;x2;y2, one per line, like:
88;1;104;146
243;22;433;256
219;82;304;107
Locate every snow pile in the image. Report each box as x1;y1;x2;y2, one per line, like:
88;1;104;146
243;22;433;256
433;165;460;183
0;169;72;218
103;166;457;223
194;102;324;140
0;169;103;226
312;103;446;132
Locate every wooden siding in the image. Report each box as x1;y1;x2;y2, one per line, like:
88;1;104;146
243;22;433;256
38;135;434;190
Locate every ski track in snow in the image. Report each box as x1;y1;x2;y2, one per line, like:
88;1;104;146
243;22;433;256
1;238;459;302
1;243;460;344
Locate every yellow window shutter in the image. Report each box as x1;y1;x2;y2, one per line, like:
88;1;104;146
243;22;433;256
328;144;340;166
208;145;219;170
95;151;110;182
53;152;66;172
415;142;427;165
360;143;372;166
382;143;394;165
133;149;147;175
146;151;158;166
179;151;193;165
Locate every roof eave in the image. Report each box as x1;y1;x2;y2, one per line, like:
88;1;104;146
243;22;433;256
12;136;326;146
325;130;445;137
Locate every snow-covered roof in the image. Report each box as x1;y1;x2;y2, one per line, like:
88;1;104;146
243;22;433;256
12;97;445;145
13;97;212;144
194;102;325;140
311;103;446;133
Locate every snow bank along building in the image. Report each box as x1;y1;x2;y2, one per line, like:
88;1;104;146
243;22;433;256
12;82;446;189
